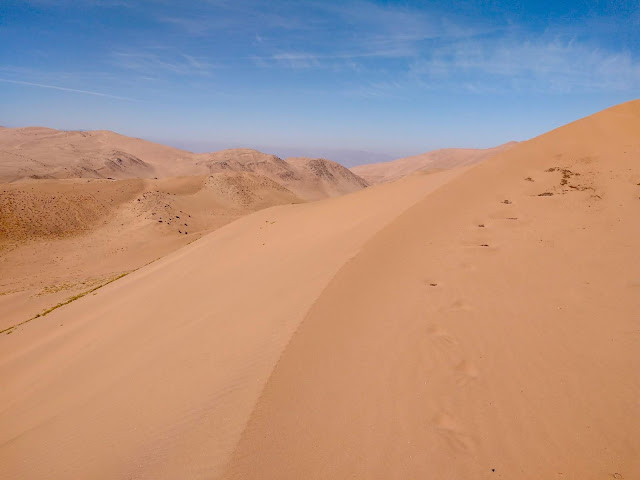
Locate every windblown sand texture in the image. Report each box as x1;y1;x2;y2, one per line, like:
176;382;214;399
1;100;639;479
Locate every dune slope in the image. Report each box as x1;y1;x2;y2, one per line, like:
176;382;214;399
0;173;301;330
223;100;640;479
0;169;463;479
0;128;368;330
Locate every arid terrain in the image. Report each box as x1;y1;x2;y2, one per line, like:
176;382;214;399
351;142;518;184
1;100;639;479
0;129;368;328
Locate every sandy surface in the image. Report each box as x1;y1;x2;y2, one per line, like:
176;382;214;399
0;174;301;330
0;129;369;329
224;100;640;479
352;142;517;184
0;169;461;479
1;100;639;479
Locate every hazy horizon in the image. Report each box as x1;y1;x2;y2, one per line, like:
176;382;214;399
1;1;639;158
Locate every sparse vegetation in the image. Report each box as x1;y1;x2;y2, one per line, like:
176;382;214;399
1;272;130;335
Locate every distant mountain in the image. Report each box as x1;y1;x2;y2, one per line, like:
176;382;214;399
263;147;396;168
0;128;369;200
351;142;518;184
285;157;369;200
195;149;370;200
0;127;191;181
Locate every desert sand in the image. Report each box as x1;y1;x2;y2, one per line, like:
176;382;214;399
352;142;517;184
0;173;302;329
0;131;368;328
1;100;639;479
0;168;464;479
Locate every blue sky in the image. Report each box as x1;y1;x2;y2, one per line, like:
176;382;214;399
1;0;639;164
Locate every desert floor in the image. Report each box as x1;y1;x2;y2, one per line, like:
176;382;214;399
1;101;639;479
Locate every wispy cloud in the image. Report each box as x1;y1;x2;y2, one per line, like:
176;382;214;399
21;0;133;7
7;0;639;101
156;16;213;36
227;1;640;95
110;50;216;77
409;39;640;92
253;2;640;95
342;81;404;99
248;1;492;71
0;65;117;81
0;78;137;101
253;49;414;70
154;2;312;37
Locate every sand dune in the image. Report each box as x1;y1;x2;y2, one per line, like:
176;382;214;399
0;169;462;479
0;129;367;327
224;100;640;479
352;142;517;184
1;100;639;479
0;173;301;329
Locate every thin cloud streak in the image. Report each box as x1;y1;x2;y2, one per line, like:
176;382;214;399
110;50;216;77
0;79;137;101
409;39;640;92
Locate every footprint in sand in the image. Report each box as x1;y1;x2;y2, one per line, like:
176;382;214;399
433;412;476;453
454;359;480;386
458;260;478;272
426;324;458;346
425;324;460;361
449;298;472;311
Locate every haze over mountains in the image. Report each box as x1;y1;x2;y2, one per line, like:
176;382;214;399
1;100;638;479
164;139;397;169
352;142;518;184
0;126;368;200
